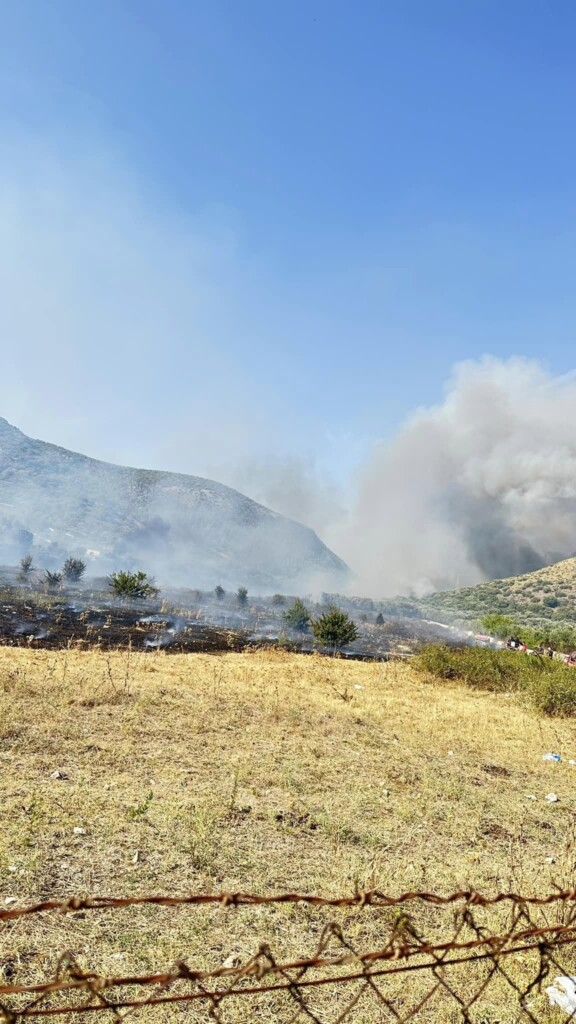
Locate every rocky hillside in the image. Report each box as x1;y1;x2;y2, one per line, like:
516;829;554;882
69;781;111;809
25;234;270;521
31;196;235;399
0;417;348;590
419;556;576;626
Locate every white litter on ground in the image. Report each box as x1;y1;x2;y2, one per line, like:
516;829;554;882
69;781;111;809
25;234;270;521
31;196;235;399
547;976;576;1014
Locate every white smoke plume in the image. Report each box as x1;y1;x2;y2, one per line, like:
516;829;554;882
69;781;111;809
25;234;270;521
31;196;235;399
338;357;576;597
227;456;347;537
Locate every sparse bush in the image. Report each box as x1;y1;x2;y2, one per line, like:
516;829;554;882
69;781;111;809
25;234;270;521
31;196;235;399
530;672;576;716
236;586;248;607
375;612;384;626
417;644;576;716
18;554;35;582
44;570;63;592
283;598;311;632
62;557;86;583
108;571;159;601
544;596;560;608
271;594;286;607
311;606;358;653
214;585;225;601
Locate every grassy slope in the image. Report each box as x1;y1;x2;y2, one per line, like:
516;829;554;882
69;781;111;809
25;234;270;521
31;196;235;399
420;555;576;626
1;648;576;1020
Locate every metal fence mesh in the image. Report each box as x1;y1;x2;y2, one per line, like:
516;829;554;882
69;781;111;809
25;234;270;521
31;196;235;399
2;888;576;1022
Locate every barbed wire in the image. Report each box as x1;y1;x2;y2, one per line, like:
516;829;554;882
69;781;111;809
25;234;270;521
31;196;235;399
3;890;576;1021
4;885;576;922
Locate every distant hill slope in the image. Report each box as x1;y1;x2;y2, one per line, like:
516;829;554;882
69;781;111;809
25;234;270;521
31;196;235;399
419;556;576;626
0;417;349;590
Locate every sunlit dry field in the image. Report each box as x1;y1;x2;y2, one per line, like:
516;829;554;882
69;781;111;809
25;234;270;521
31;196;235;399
1;646;575;1022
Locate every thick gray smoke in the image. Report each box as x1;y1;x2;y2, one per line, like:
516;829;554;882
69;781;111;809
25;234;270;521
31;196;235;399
337;357;576;597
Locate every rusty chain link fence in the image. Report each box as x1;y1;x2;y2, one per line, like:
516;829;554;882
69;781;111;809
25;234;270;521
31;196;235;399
2;888;576;1022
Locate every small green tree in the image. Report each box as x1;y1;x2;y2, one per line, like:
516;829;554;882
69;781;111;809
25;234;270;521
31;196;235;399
283;597;310;632
375;612;384;626
214;585;225;601
311;606;359;654
271;593;286;607
62;557;86;583
44;570;63;592
236;586;248;607
18;554;35;583
108;570;159;601
480;613;517;639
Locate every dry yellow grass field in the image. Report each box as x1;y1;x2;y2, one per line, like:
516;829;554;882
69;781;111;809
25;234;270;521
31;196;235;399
1;646;575;1022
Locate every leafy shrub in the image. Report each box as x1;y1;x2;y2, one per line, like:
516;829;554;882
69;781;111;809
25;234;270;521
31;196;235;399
530;673;576;716
283;598;310;632
417;644;576;716
18;555;35;582
480;614;517;639
311;606;358;652
63;557;86;582
214;585;225;601
272;594;286;606
108;571;159;600
236;587;248;607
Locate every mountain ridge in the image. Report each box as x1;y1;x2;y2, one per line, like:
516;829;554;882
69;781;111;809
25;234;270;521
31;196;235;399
0;417;349;590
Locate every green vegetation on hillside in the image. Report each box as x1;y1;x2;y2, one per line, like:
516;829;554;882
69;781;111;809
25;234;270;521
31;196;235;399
418;644;576;716
419;556;576;631
477;613;576;652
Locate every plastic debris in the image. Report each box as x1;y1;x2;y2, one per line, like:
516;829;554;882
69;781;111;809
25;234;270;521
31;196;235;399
73;826;87;835
543;753;561;762
545;793;560;803
547;976;576;1014
570;760;576;767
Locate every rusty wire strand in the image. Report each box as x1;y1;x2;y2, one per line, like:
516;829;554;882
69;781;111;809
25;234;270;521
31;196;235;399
3;889;576;1021
3;886;576;923
3;918;576;1000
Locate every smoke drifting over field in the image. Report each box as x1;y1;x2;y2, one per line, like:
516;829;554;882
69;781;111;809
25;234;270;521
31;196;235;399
338;357;576;597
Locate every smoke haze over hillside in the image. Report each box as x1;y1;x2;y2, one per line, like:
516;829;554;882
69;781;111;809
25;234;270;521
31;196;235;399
336;357;576;596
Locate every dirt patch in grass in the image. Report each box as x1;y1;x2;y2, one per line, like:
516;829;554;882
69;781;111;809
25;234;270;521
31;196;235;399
1;647;576;1021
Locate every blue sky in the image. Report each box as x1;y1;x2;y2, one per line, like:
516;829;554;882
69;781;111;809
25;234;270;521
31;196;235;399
1;1;576;529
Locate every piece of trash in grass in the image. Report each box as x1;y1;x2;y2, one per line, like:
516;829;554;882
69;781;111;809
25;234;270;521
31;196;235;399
547;976;576;1014
73;826;87;835
526;794;537;800
546;793;559;803
4;897;16;905
222;955;242;969
354;684;363;690
543;753;561;762
570;760;576;767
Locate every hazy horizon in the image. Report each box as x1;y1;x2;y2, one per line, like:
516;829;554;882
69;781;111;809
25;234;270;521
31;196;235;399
2;3;576;594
